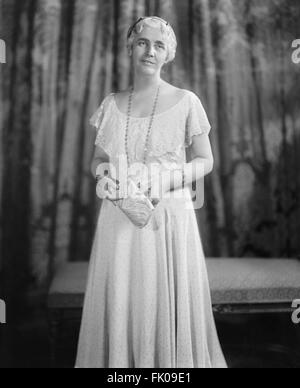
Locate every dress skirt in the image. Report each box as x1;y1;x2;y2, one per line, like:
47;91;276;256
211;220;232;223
75;187;227;368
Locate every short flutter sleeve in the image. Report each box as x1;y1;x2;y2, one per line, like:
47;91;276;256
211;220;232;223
185;92;211;147
89;93;114;156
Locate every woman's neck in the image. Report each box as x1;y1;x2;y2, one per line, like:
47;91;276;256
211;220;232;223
132;74;163;94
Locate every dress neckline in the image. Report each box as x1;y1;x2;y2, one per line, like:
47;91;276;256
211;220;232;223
112;91;189;120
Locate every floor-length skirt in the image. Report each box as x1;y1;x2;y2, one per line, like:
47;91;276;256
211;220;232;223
75;188;227;368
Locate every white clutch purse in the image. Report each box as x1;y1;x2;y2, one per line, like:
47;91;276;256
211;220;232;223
114;194;155;229
97;174;156;229
113;178;156;229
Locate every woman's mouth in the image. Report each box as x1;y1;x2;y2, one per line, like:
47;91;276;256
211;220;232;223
142;60;155;65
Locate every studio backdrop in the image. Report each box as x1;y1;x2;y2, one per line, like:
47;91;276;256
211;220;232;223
0;0;300;300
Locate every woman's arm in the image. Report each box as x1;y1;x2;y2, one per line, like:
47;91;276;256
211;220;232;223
90;146;110;179
162;133;214;193
92;146;121;201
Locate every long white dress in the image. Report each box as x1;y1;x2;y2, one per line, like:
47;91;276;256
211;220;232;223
75;90;227;368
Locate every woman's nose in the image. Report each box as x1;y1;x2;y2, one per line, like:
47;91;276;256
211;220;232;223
146;44;155;56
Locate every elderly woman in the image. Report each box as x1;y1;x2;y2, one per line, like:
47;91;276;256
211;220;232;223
75;16;227;368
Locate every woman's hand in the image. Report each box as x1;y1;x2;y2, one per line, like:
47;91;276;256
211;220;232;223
96;176;123;202
140;171;171;205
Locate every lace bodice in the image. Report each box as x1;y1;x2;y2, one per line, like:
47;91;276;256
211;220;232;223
90;90;211;172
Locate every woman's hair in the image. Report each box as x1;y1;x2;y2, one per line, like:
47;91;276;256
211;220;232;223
126;16;177;64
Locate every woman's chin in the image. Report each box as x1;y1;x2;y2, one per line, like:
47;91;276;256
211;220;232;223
136;66;158;75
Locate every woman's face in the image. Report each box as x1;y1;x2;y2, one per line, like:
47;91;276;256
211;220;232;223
130;25;169;75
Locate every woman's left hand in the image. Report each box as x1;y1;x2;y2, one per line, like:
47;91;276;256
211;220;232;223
141;172;171;204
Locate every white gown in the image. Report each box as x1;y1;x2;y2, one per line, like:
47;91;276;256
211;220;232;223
75;91;227;368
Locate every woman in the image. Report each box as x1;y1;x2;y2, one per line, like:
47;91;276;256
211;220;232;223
76;16;227;368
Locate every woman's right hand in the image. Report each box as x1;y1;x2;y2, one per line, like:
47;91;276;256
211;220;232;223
96;176;123;202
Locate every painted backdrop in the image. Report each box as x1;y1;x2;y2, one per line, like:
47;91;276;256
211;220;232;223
0;0;300;302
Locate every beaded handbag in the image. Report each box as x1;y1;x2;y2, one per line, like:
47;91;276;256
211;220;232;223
96;168;156;229
113;178;155;229
116;196;155;228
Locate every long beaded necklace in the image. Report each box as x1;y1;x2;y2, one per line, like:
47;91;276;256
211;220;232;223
125;82;161;168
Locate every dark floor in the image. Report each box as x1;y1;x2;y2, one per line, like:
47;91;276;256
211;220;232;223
1;308;300;368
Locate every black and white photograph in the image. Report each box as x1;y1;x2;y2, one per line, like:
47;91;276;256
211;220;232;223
0;0;300;371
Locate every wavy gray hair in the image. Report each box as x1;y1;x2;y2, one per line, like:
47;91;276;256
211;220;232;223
126;16;177;64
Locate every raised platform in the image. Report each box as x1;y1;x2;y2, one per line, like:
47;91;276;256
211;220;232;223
47;258;300;366
48;258;300;314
